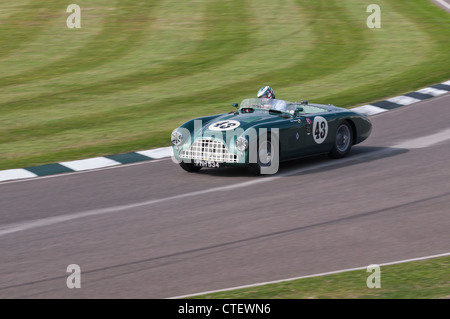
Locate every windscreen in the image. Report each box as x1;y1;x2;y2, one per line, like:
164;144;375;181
239;98;326;114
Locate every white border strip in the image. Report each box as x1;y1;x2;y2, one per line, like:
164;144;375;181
351;104;388;116
169;252;450;299
0;169;37;182
387;95;421;105
416;87;448;96
136;146;172;159
60;157;121;171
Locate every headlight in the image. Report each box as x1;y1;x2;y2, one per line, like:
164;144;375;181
236;136;248;151
171;130;183;146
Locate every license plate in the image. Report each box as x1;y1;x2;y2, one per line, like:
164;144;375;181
194;160;221;168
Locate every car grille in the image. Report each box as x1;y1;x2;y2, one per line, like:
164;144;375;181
180;139;238;163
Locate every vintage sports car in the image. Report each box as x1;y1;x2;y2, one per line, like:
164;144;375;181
171;98;372;174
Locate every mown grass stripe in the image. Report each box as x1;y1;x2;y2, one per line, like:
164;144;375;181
0;0;253;144
0;0;251;112
0;0;60;59
0;0;161;87
0;0;365;127
313;0;450;107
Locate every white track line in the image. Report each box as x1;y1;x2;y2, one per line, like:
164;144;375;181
169;252;450;299
436;0;450;11
0;177;278;237
394;128;450;149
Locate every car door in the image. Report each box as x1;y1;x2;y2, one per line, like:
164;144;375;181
288;113;337;158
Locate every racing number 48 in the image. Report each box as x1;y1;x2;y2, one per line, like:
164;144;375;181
314;121;326;140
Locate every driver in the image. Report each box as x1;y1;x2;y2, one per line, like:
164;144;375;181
257;86;287;112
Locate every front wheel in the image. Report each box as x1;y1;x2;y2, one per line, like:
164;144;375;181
248;133;279;175
329;121;353;159
179;161;202;172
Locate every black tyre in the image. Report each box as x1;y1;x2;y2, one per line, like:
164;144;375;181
179;161;202;172
330;121;353;159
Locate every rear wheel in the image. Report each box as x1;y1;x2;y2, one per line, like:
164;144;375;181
179;161;202;172
330;121;353;158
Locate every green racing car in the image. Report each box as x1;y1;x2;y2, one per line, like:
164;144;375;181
171;97;372;175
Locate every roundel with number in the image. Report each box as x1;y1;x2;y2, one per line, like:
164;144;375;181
313;116;328;144
208;120;241;131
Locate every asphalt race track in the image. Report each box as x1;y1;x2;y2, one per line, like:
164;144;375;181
0;93;449;298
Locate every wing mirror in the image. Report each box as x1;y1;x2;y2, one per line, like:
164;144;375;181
232;103;239;108
294;107;304;117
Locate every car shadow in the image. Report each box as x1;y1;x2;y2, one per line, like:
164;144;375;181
194;146;409;177
280;146;409;177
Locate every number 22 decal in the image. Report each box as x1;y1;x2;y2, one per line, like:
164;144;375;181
313;116;328;144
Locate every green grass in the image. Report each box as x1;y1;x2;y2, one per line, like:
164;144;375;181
188;256;450;299
0;0;449;169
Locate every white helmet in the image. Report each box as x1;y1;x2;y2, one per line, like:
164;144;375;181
257;86;275;99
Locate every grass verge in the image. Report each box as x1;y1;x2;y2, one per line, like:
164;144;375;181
187;255;450;299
